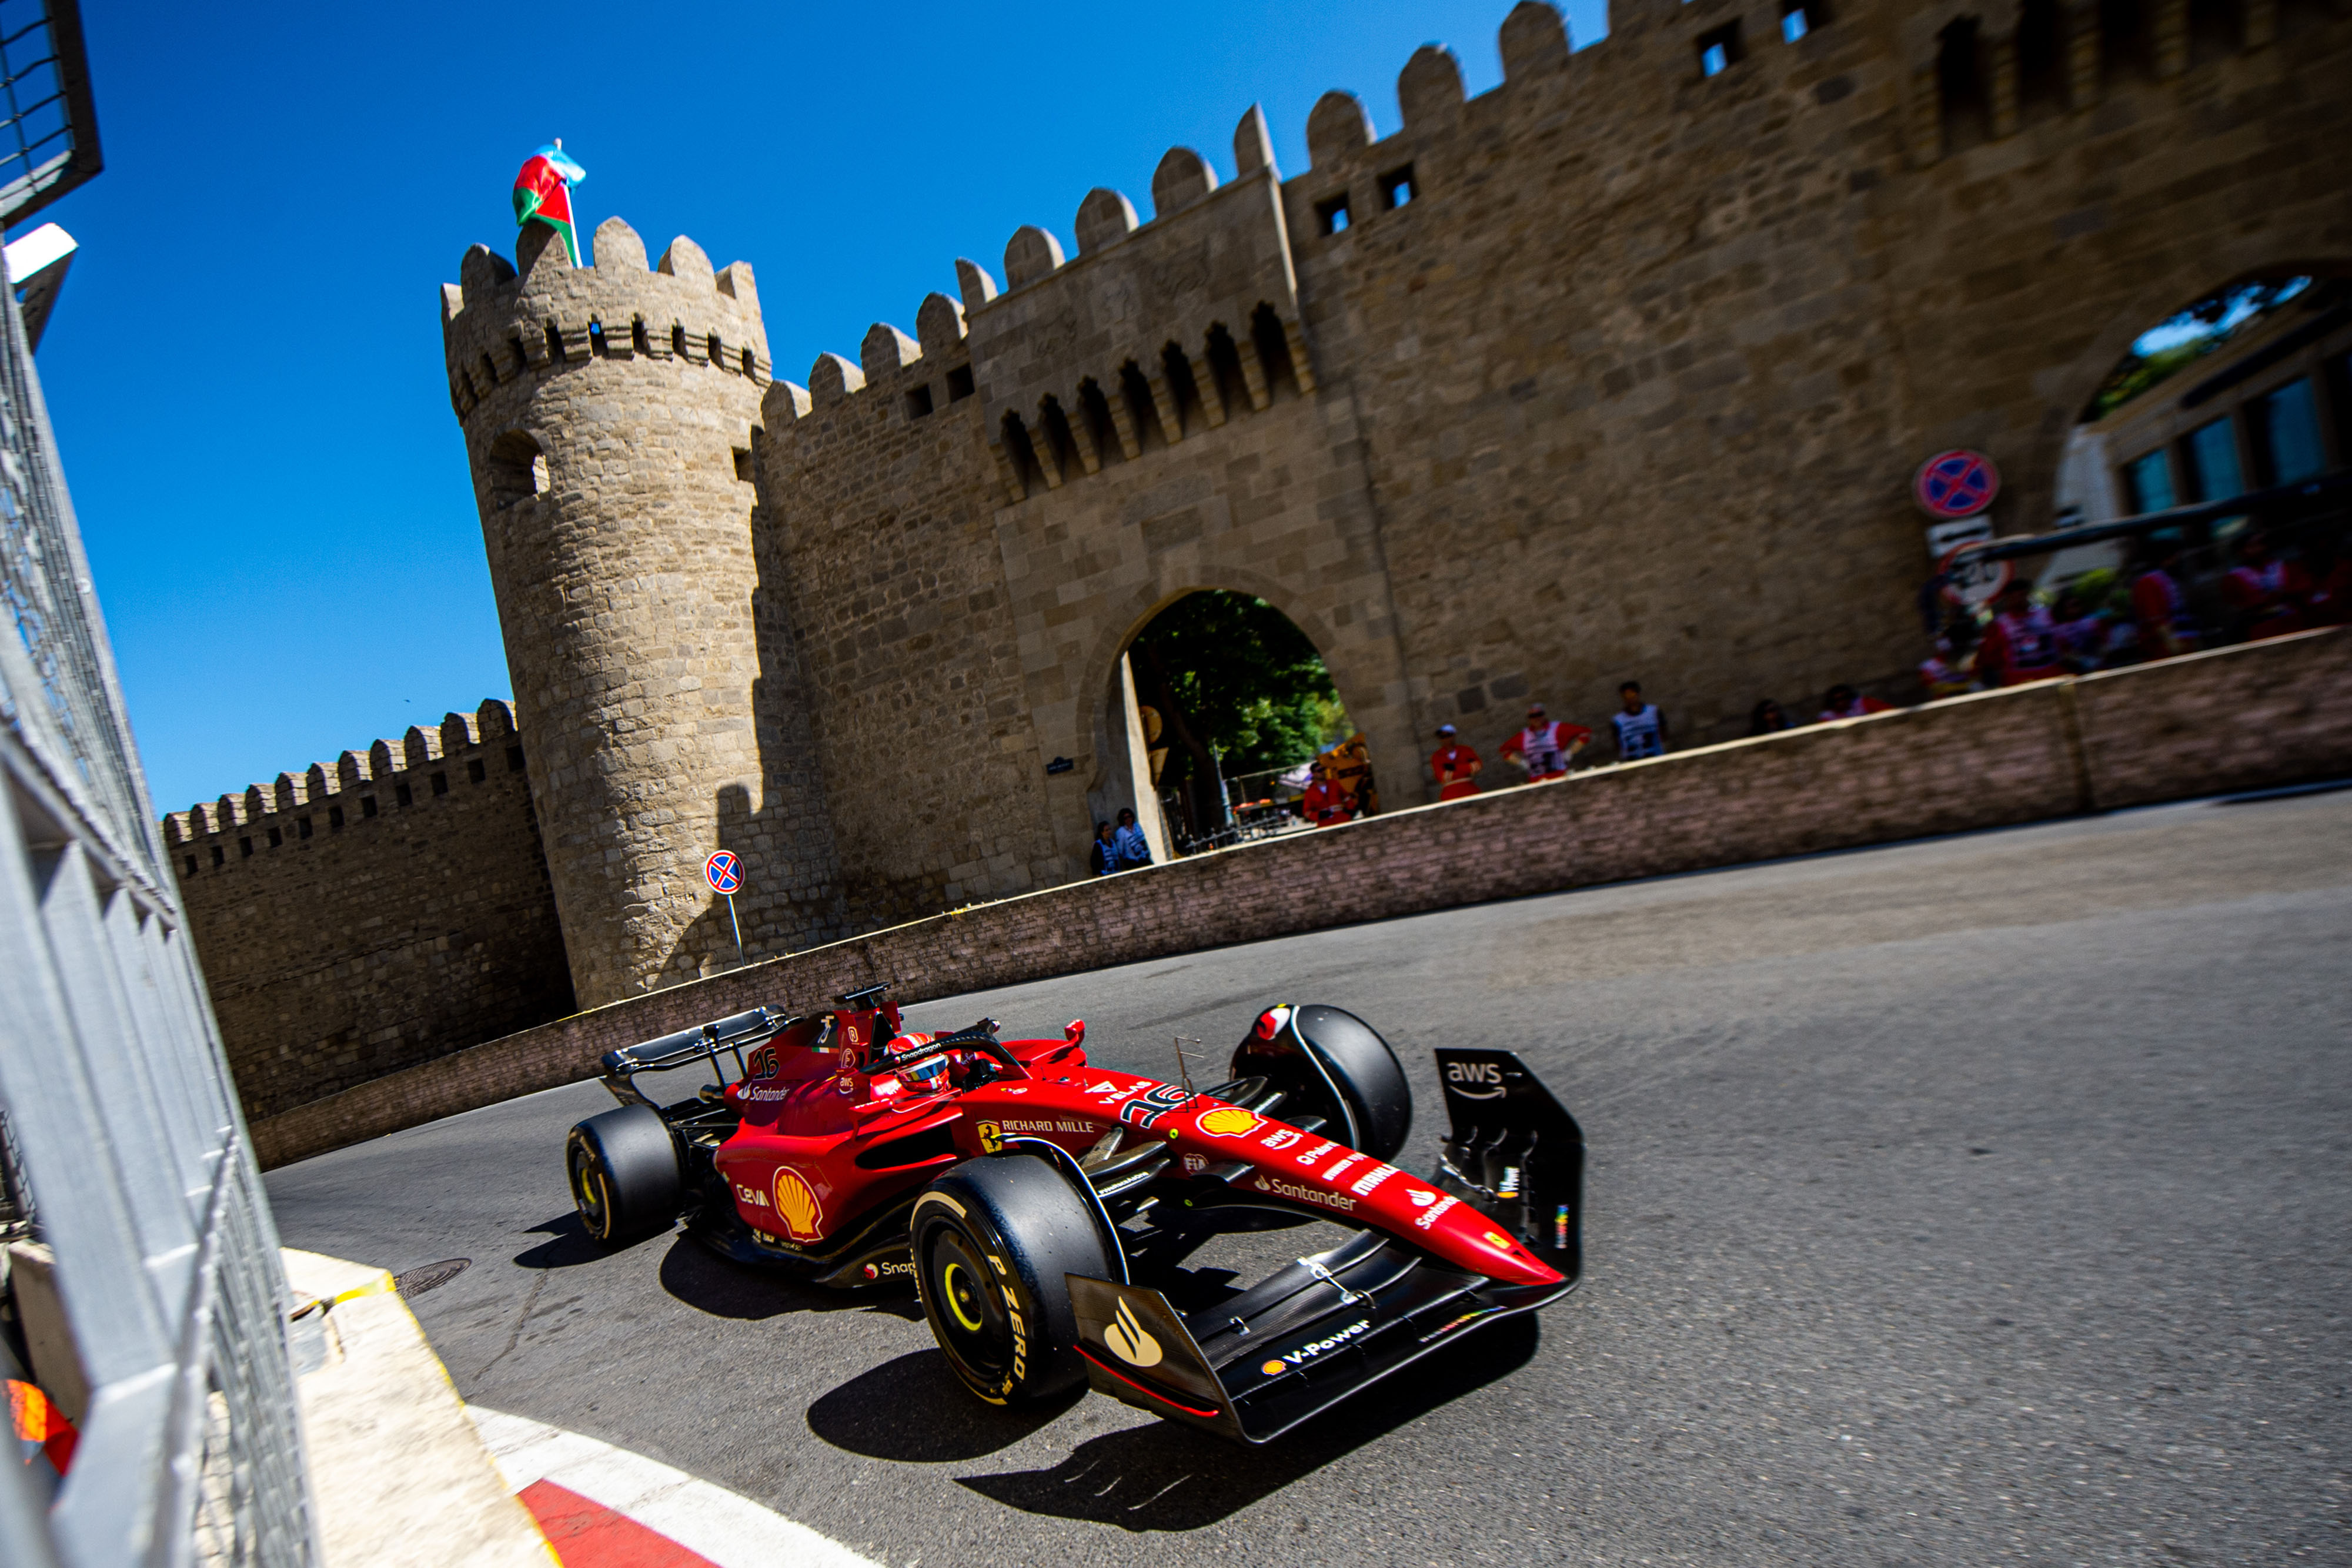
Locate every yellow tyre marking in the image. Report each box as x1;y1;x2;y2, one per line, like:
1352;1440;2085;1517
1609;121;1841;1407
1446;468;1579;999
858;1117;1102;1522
942;1262;985;1332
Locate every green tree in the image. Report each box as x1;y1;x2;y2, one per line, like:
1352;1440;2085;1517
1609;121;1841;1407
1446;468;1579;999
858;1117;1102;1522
1128;592;1349;797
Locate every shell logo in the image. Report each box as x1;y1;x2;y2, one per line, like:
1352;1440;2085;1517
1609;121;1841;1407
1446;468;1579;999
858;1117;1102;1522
1196;1106;1261;1139
771;1167;824;1242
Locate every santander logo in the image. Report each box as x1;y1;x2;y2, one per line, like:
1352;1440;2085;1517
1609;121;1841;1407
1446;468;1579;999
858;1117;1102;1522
1105;1295;1162;1368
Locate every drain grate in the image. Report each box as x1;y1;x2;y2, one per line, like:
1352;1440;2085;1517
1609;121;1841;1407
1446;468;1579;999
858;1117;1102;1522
392;1258;472;1298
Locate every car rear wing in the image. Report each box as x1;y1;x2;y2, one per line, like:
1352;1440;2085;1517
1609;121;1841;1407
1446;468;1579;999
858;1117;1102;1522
599;1006;789;1110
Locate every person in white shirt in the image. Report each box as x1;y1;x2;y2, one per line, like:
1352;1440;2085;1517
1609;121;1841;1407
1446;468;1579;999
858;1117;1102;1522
1610;682;1668;761
1501;703;1591;781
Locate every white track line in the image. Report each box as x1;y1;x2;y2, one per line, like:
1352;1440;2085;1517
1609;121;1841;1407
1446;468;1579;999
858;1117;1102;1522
467;1405;881;1568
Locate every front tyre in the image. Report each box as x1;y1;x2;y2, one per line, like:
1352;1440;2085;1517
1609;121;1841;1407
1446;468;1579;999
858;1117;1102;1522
910;1155;1111;1405
1233;1003;1413;1162
566;1105;682;1245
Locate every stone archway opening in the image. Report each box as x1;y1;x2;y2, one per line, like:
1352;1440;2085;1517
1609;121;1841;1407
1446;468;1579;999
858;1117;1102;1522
2040;269;2349;650
1117;590;1354;852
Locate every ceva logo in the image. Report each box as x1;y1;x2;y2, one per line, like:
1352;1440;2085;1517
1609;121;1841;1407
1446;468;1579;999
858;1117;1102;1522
1105;1295;1162;1368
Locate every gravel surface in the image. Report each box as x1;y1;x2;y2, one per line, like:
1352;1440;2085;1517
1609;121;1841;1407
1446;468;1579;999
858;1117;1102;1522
266;788;2352;1566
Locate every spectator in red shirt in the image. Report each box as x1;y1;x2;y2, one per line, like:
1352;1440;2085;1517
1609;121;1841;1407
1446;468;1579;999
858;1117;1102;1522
1501;703;1591;782
2221;530;2304;641
2130;539;2199;661
1975;582;2064;686
1300;763;1351;827
1818;684;1895;721
1429;724;1482;801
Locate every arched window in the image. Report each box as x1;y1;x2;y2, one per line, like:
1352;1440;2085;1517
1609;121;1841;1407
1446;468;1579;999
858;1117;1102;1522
999;412;1044;496
1204;324;1250;415
1077;377;1121;464
1036;395;1080;478
1118;361;1161;451
1161;342;1204;434
2015;0;2065;123
2099;0;2152;84
1250;304;1301;399
1937;17;1990;154
2186;0;2241;66
487;429;547;510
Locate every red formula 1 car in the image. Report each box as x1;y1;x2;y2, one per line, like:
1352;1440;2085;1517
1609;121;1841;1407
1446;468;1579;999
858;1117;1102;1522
565;983;1583;1443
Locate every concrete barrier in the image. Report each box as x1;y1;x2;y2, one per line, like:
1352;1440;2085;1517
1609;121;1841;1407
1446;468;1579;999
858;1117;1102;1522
250;627;2350;1169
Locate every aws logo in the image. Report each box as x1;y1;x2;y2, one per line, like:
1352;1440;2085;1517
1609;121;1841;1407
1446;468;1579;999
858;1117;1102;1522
1444;1060;1508;1100
770;1167;824;1242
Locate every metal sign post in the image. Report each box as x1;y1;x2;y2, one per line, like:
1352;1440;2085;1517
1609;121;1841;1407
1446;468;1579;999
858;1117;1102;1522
703;850;746;965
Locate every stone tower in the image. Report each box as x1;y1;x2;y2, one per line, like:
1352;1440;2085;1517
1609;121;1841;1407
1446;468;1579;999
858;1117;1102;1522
441;216;838;1007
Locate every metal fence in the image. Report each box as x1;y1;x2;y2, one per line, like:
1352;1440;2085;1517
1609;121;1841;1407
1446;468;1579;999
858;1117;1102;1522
0;42;316;1563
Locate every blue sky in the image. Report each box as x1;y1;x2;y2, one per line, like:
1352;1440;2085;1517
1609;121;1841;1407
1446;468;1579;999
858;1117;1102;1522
28;0;1607;816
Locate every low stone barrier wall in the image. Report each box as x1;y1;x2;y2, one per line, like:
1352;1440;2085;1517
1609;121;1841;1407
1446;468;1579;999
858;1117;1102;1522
250;627;2350;1169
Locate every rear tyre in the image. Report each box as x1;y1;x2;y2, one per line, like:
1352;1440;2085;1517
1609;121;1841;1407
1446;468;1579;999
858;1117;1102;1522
910;1155;1111;1405
1232;1003;1413;1162
566;1105;682;1245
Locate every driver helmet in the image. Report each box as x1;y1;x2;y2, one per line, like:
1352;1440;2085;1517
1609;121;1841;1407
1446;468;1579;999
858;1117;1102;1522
901;1049;950;1092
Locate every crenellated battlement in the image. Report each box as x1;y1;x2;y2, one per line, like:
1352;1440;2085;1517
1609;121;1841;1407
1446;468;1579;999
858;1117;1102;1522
763;101;1320;505
440;216;770;423
162;700;527;872
750;0;2332;506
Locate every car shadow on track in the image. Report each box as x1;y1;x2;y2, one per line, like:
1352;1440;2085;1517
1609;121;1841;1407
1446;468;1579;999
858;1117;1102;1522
950;1314;1544;1531
657;1235;926;1323
512;1213;610;1270
807;1350;1087;1461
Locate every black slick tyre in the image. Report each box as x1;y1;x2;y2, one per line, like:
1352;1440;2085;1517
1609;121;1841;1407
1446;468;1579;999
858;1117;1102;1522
910;1155;1111;1405
1234;1004;1413;1162
566;1105;682;1245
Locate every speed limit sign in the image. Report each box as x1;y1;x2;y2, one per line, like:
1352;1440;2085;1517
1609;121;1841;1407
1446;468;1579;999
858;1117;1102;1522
1938;540;2013;609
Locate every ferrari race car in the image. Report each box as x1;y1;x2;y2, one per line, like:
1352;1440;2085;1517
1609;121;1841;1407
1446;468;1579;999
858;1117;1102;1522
564;984;1584;1443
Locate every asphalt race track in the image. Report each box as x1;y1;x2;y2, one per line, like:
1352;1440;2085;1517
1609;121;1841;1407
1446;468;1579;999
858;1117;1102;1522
266;788;2352;1566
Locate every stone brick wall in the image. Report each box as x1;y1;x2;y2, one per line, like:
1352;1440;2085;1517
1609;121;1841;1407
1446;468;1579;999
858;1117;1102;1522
162;701;575;1124
751;312;1057;932
726;0;2351;927
434;0;2351;1031
247;628;2350;1168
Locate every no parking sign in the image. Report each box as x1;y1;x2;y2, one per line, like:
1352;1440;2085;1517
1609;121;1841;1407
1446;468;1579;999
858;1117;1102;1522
704;851;746;962
1913;449;2000;519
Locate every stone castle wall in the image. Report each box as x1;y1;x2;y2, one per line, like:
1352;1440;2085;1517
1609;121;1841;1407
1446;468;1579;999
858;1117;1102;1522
246;628;2352;1170
216;0;2344;1124
163;702;574;1122
727;0;2351;949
